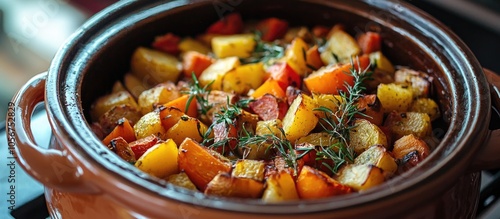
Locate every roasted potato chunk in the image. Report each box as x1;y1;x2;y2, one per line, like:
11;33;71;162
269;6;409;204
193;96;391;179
138;83;180;115
392;134;431;160
377;83;413;113
167;172;198;191
222;63;265;94
232;160;266;182
349;119;388;154
296;132;337;147
394;68;432;98
134;111;168;140
284;37;309;76
262;172;299;202
355;94;384;126
337;164;385;191
354;145;397;175
199;57;240;90
211;34;256;58
130;47;182;85
320;29;361;65
98;105;142;134
123;73;150;99
282;94;319;142
165;116;208;145
384;111;432;139
409;98;440;121
205;173;264;198
91;91;139;122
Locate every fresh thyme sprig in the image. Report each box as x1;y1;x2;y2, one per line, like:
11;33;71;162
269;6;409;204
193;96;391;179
241;31;285;64
314;57;373;174
239;127;313;176
203;98;254;150
183;73;213;115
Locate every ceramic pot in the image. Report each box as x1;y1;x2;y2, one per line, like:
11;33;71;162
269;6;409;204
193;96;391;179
8;0;500;218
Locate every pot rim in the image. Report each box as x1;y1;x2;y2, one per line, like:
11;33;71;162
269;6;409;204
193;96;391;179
44;0;491;215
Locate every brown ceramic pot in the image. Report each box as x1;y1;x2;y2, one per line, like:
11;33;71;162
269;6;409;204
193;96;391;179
8;0;500;218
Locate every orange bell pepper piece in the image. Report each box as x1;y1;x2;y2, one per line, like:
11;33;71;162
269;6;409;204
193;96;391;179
306;45;324;70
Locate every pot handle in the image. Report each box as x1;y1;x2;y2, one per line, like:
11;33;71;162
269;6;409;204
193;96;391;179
471;68;500;170
7;73;98;193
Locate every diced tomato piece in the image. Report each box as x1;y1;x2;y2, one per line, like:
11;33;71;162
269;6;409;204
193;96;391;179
152;33;181;54
312;25;330;38
129;135;160;159
357;32;381;54
256;17;289;41
266;62;301;91
206;13;243;35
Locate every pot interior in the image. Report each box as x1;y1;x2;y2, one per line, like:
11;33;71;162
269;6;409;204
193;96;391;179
47;0;489;215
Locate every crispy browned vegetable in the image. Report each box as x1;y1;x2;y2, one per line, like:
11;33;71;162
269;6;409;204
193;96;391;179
205;173;264;198
178;138;232;190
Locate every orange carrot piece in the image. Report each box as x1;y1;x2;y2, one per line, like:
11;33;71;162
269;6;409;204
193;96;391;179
182;51;214;78
206;13;243;35
306;45;324;70
304;55;370;94
251;78;286;99
163;95;198;118
178;138;232;190
357;32;381;54
102;118;136;146
256;17;289;41
152;33;181;54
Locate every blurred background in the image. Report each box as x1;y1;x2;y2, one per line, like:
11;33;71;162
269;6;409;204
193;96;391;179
0;0;499;218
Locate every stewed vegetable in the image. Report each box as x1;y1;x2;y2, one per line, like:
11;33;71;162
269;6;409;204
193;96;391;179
90;13;441;201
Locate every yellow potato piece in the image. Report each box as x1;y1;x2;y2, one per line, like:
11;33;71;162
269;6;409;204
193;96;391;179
282;94;319;142
377;83;414;113
320;29;361;65
91;91;138;122
355;145;397;175
349;119;388;154
138;85;180;115
134;111;168;140
199;57;240;90
409;98;440;121
165;116;208;145
135;140;179;179
211;34;256;58
232;160;266;182
179;37;210;54
337;164;385;191
369;51;395;74
285;37;309;76
167;172;198;191
130;47;182;84
384;112;432;139
262;172;299;202
222;63;265;94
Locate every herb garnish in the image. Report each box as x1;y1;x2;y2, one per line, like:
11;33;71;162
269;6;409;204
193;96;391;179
241;31;285;64
238;127;313;176
183;73;213;115
314;58;373;174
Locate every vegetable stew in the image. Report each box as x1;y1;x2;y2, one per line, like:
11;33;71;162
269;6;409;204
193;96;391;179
90;13;441;201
